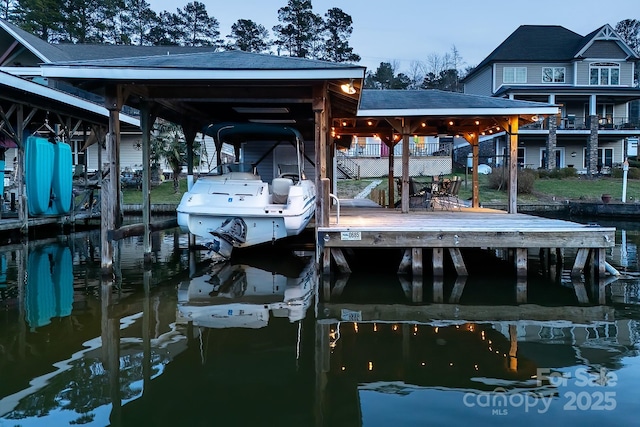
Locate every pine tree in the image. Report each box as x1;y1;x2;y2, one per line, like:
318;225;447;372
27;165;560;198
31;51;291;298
272;0;320;58
176;1;222;47
321;7;359;63
226;19;271;53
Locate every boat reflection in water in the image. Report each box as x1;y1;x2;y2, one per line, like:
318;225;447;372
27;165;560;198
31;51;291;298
177;250;316;329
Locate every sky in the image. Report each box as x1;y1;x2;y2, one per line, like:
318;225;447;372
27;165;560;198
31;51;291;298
146;0;638;73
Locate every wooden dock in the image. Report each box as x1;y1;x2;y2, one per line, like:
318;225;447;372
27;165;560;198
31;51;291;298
317;205;615;280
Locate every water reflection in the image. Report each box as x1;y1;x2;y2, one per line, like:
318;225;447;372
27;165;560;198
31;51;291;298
0;226;638;426
177;251;316;328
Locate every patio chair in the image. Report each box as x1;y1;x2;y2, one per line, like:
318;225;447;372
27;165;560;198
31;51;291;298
431;176;462;211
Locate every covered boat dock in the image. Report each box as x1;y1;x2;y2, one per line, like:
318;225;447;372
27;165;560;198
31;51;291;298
19;50;614;284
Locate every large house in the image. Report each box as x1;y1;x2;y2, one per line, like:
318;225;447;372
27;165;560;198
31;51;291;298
462;24;640;174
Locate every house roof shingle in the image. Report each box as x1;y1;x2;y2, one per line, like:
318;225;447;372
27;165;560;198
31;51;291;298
45;49;363;71
359;89;555;113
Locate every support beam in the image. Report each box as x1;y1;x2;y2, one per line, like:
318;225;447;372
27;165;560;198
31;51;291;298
101;85;124;274
397;248;412;274
448;248;468;276
401;120;410;213
330;248;351;274
469;132;480;208
516;248;527;278
432;247;444;277
572;248;590;278
313;84;327;227
140;103;153;262
387;137;394;208
322;247;331;276
508;117;519;214
411;247;423;276
15;105;27;232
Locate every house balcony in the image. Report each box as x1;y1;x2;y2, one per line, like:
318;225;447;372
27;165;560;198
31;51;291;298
520;116;640;131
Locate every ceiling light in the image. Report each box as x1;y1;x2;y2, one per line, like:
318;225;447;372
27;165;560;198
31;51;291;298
341;79;356;95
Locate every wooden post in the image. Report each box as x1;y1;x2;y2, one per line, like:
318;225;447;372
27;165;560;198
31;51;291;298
516;248;527;278
322;247;331;276
411;247;423;276
313;84;327;227
401;120;410;213
321;177;330;228
16;105;27;232
508;117;519;214
388;139;394;207
139;103;152;262
102;85;123;274
470;132;480;208
433;247;444;277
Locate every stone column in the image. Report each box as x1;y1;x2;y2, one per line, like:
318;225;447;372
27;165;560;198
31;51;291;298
546;115;557;169
587;115;599;176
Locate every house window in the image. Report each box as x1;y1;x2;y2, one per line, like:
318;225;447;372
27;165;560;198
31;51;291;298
542;67;565;83
583;147;613;171
589;63;620;85
503;67;527;84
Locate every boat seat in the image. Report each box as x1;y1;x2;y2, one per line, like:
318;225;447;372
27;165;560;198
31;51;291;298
272;177;293;204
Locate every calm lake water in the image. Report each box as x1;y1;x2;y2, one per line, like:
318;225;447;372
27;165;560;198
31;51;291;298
0;218;638;427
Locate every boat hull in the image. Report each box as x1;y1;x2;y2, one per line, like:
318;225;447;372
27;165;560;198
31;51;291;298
177;176;315;249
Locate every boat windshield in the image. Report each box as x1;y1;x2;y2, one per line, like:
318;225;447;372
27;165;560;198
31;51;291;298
209;163;256;176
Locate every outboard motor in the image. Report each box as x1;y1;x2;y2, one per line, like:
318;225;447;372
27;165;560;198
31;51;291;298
207;217;247;259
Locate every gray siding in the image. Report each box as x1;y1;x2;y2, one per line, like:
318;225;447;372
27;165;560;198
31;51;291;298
583;40;628;59
576;61;635;86
464;67;492;96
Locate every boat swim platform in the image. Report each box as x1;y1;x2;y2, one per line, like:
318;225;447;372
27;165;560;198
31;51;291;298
317;203;615;281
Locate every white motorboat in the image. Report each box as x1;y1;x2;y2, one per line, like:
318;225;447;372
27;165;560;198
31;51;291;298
176;251;316;329
176;123;315;259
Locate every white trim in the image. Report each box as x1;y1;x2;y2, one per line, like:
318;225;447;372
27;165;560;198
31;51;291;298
39;66;365;81
357;107;559;117
0;72;139;126
0;21;51;63
0;67;45;76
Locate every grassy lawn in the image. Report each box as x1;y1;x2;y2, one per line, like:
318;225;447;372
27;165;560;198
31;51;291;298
121;179;187;205
120;174;640;205
334;174;640;205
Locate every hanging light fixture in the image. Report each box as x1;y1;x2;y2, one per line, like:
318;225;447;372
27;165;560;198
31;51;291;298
341;79;356;95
